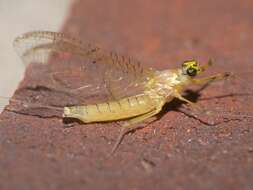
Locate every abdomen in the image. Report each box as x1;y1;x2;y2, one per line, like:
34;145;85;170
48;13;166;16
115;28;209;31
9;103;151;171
63;94;156;123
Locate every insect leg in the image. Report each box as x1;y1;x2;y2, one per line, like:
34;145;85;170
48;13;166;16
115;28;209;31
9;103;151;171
173;92;203;112
110;107;162;155
191;72;231;85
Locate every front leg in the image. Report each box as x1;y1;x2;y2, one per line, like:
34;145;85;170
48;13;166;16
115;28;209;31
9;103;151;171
191;72;231;85
173;91;204;112
179;73;231;111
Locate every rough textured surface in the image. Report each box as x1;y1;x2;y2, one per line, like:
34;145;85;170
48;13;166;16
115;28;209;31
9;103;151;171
1;0;253;190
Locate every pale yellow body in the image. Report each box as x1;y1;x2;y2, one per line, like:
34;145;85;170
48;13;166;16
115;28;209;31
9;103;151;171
12;31;229;153
63;69;185;123
64;94;156;123
63;66;228;129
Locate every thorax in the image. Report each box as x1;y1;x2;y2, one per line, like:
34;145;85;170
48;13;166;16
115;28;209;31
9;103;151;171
144;69;189;101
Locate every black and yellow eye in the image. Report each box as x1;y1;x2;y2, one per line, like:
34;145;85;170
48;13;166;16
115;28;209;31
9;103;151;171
182;60;200;77
186;68;197;76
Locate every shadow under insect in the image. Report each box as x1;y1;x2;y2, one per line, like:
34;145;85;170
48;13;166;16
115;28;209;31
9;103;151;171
157;83;247;126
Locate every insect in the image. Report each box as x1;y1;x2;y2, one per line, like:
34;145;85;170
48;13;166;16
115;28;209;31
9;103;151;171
6;31;231;154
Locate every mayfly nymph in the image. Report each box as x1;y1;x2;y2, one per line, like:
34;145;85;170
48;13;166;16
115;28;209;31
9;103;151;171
63;59;229;152
10;31;230;154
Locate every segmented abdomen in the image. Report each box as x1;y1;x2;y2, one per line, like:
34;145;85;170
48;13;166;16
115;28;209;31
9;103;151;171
63;94;156;123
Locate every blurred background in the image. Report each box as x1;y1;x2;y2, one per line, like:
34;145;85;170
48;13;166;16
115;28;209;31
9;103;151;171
0;0;71;97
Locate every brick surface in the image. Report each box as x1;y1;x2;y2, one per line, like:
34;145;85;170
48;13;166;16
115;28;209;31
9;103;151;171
0;1;253;190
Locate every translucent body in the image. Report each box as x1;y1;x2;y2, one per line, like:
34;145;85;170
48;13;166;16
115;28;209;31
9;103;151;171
10;31;231;153
63;69;187;123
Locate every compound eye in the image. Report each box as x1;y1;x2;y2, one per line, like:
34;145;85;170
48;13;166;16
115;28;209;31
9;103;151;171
187;68;197;77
